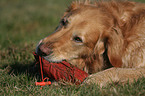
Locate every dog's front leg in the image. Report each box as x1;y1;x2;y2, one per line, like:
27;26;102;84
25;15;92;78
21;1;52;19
83;67;145;87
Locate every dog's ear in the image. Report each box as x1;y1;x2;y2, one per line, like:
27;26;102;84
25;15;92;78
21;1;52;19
92;26;124;70
106;27;124;67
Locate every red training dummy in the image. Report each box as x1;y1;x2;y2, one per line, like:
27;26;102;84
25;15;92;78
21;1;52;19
33;52;88;86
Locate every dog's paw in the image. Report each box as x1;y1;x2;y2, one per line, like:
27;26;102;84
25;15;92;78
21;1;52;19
82;67;145;87
82;68;120;87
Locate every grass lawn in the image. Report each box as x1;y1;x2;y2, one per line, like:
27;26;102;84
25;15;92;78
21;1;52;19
0;0;145;95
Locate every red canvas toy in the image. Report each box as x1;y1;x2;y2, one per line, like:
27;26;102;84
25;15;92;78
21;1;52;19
33;52;88;86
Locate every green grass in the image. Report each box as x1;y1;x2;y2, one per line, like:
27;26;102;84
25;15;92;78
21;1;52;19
0;0;145;95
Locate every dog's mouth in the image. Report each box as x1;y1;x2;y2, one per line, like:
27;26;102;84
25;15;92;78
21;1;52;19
42;55;66;63
35;48;64;63
42;55;81;66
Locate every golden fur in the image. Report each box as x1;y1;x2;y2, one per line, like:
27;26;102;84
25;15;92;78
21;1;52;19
36;0;145;86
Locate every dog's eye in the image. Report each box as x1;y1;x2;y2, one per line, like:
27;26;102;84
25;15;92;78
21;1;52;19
61;19;68;26
73;36;83;43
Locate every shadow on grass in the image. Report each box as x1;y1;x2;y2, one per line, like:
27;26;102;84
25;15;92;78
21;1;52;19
2;61;40;77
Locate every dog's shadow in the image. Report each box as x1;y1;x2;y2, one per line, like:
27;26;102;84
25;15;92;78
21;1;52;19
2;61;39;77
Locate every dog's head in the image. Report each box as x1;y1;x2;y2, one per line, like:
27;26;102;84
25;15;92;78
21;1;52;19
36;2;125;74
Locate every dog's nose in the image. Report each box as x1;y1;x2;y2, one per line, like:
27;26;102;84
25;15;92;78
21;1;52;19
37;44;52;56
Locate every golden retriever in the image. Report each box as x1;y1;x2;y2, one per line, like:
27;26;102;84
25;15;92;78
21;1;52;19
36;0;145;86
